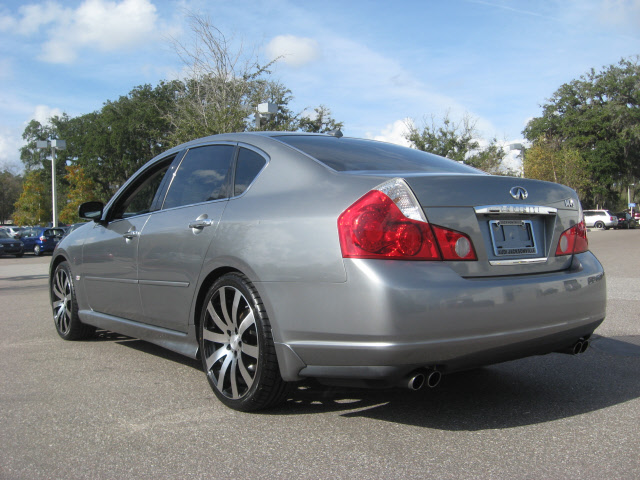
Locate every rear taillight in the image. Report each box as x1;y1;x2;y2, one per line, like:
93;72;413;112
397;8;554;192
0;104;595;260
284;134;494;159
338;178;476;261
39;236;46;241
555;220;588;256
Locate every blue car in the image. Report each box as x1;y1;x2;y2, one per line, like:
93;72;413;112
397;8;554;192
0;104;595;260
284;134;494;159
20;227;65;256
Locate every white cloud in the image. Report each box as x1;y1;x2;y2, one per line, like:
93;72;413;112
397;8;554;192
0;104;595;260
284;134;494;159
4;0;159;63
367;119;413;147
266;35;320;67
32;105;64;125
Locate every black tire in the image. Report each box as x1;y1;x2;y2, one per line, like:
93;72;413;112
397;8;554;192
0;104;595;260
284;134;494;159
33;245;41;256
594;221;605;229
51;261;95;340
199;272;289;411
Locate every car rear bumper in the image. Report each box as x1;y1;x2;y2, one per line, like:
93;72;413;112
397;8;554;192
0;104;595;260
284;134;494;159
261;251;606;382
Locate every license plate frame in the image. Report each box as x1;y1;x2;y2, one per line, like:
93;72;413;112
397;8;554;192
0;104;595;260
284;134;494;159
489;219;538;257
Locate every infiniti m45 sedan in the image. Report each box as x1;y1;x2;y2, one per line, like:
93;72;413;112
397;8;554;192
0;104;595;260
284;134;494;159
50;132;606;411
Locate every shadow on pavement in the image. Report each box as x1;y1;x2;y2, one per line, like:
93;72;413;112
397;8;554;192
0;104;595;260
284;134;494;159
267;335;640;430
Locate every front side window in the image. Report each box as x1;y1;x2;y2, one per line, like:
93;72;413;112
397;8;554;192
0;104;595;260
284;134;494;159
110;158;174;220
163;145;235;209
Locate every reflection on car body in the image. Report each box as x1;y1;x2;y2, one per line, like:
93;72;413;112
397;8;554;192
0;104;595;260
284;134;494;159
49;132;607;411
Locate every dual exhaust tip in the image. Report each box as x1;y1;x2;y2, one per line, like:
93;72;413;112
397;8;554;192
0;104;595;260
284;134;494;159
558;337;591;356
407;369;441;391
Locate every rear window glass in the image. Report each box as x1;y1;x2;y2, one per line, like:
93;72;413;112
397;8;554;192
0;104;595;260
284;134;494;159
275;135;480;174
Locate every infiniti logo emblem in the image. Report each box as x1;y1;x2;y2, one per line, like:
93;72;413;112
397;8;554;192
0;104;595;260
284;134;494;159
510;186;528;200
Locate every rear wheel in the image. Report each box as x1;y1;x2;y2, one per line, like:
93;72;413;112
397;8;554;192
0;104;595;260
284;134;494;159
33;245;41;256
51;261;95;340
594;221;605;229
199;273;288;411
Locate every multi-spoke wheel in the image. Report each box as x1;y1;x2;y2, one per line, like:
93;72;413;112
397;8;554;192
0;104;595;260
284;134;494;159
51;262;94;340
33;245;42;256
200;273;288;411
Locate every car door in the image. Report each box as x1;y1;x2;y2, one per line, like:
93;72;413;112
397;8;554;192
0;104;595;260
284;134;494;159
136;143;236;331
82;158;174;321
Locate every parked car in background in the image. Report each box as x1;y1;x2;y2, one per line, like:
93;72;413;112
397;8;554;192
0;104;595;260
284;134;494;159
583;210;618;229
0;229;24;257
0;226;24;239
49;132;606;411
614;212;637;229
20;227;65;255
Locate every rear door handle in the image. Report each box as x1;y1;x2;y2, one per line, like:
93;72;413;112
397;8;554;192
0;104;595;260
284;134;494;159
188;219;214;229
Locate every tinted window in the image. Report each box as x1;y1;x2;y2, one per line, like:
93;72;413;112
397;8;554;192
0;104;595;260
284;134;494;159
0;230;9;239
234;148;267;196
275;136;480;174
163;145;235;209
112;162;172;220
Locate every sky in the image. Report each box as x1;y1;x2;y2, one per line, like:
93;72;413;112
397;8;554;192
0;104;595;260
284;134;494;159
1;0;639;174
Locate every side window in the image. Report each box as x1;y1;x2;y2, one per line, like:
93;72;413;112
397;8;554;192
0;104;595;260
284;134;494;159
163;145;235;209
234;148;267;196
110;159;174;220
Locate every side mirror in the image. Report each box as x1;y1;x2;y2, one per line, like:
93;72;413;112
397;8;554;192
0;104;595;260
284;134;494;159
79;201;104;222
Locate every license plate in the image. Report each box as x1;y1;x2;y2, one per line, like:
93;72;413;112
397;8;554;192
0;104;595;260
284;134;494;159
489;219;538;256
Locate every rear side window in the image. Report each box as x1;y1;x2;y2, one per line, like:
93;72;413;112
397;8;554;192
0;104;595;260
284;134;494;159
163;145;235;209
234;148;267;196
275;135;481;174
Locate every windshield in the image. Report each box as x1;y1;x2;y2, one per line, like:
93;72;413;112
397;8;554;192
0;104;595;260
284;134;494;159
275;135;482;174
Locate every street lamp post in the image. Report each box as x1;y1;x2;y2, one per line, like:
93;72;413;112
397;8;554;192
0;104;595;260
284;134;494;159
36;139;66;227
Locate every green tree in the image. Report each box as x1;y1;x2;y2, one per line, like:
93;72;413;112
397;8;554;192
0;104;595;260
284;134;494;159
523;140;592;199
58;165;99;224
13;170;50;225
298;105;344;133
404;113;508;174
523;57;640;207
0;170;23;224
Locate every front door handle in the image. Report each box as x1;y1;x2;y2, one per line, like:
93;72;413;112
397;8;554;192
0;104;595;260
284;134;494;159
123;228;140;240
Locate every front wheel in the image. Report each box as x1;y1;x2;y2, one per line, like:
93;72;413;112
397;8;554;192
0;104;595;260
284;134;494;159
51;261;95;340
199;273;288;411
33;245;41;256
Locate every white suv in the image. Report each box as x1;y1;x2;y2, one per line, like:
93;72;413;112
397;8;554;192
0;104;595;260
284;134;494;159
583;210;618;229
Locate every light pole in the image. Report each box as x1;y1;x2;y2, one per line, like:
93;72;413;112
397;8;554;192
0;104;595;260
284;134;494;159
629;183;636;215
36;139;66;227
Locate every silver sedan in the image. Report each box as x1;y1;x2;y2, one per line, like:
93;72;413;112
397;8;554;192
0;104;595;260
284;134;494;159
50;132;606;411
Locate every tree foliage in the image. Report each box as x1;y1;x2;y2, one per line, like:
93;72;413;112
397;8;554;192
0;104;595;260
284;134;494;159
523;57;640;207
58;165;99;224
404;113;508;174
523;140;592;199
13;170;50;226
0;170;23;224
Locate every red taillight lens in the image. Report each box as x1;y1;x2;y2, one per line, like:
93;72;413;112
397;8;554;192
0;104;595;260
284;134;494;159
338;190;441;260
39;236;46;241
432;225;477;260
338;179;477;261
555;220;588;256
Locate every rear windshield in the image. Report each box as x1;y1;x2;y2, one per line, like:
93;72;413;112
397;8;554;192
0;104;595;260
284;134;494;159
275;135;481;174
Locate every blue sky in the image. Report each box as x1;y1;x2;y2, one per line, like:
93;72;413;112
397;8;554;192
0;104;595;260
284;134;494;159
1;0;639;173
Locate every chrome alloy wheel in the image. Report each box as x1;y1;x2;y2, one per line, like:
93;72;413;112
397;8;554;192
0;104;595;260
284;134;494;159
52;266;72;335
202;285;259;400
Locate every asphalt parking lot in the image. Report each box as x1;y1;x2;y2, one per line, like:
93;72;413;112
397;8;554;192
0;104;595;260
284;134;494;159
1;229;639;479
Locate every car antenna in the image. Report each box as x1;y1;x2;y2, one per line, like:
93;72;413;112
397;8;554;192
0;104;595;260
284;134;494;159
326;129;343;138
